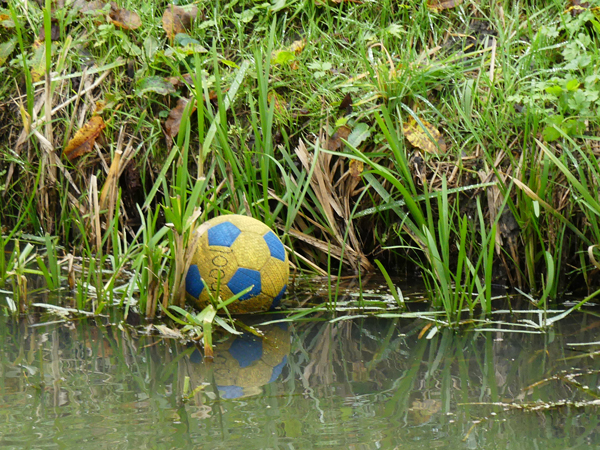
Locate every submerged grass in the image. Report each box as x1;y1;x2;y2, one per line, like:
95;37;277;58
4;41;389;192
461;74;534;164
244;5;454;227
1;0;600;330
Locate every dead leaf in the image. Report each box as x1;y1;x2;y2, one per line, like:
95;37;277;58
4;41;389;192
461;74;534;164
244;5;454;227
153;324;184;339
349;159;363;178
418;322;433;339
93;100;113;115
162;4;198;40
64;116;106;161
267;91;287;114
38;19;60;41
290;39;306;54
165;97;196;139
339;92;353;115
293;139;374;271
207;87;230;101
402;116;446;154
66;255;76;290
337;125;351;140
167;73;195;88
109;2;141;30
427;0;463;11
325;125;351;151
19;103;31;135
73;0;109;17
342;158;364;201
566;0;590;15
0;13;15;28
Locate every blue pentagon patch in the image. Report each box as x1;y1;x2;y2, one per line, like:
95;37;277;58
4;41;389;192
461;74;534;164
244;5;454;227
228;268;262;300
270;284;287;310
208;222;241;247
186;264;205;298
263;231;286;261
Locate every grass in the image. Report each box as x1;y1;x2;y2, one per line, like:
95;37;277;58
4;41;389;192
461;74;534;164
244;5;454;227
2;0;600;330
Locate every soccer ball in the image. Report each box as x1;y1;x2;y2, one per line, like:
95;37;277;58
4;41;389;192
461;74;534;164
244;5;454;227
185;215;289;314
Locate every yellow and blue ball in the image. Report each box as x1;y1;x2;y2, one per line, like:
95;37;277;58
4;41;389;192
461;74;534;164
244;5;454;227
185;215;289;314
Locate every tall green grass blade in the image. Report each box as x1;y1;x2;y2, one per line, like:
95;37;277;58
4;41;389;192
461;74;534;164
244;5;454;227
374;260;404;308
200;59;249;163
536;139;600;216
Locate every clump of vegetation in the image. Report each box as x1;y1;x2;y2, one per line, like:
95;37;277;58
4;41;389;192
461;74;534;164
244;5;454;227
1;0;600;327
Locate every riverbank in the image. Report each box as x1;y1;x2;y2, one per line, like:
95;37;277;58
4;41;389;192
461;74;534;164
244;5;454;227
1;0;600;322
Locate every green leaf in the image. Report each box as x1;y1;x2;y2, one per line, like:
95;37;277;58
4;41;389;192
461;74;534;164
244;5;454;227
544;85;562;96
169;305;195;320
270;0;287;12
567;90;588;111
174;33;198;46
198;19;216;29
220;59;240;68
545;114;564;126
200;60;249;160
562;41;579;62
122;40;141;57
537;138;600;216
273;50;295;65
236;9;255;22
585;89;599;102
347;123;371;148
163;305;195;326
198;304;217;324
174;33;207;53
542;125;561;142
307;61;332;72
0;37;16;66
374;259;404;308
533;200;540;218
335;117;348;127
564;118;585;136
136;76;176;96
143;36;159;60
386;23;405;38
566;78;580;91
216;285;253;309
213;316;242;335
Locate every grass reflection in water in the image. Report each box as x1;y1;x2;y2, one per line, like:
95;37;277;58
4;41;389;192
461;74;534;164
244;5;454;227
1;312;600;449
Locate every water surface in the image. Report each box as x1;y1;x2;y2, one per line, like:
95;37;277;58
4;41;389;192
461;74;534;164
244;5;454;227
1;309;600;449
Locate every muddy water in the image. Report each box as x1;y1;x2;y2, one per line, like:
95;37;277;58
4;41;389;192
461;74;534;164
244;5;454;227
1;310;600;449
